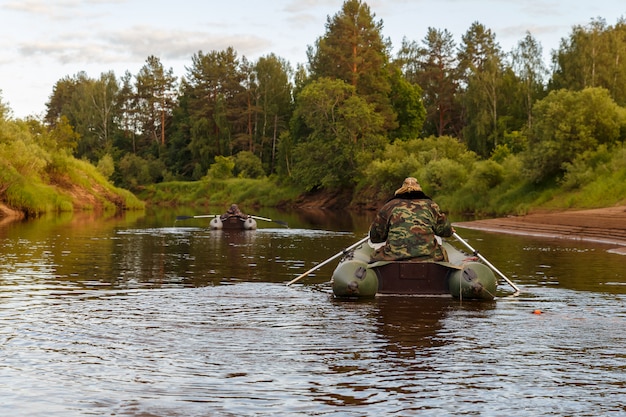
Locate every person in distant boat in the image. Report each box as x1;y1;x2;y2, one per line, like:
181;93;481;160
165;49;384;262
221;204;246;220
369;177;454;262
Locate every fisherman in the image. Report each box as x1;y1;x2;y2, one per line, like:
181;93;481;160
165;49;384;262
369;177;454;262
220;204;246;220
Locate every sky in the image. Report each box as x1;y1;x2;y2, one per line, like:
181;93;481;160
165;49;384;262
1;0;625;119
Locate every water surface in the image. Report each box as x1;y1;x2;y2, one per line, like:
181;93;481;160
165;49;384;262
0;210;624;416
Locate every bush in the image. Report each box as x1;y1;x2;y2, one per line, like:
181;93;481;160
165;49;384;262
360;136;478;198
423;158;468;195
206;156;235;180
117;154;152;189
560;144;613;190
471;159;505;190
234;151;265;179
524;87;626;182
97;154;115;179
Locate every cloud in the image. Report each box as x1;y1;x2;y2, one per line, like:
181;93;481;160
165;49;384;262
2;0;119;20
107;26;273;62
15;24;273;68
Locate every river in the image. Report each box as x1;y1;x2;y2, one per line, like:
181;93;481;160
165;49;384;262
0;208;624;416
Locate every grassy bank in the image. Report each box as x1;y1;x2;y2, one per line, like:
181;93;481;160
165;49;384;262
138;157;626;217
2;152;144;217
138;178;302;209
0;118;144;217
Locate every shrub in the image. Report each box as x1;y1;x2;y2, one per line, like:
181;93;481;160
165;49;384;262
117;154;151;189
234;151;265;179
206;156;235;180
423;158;468;195
97;154;115;179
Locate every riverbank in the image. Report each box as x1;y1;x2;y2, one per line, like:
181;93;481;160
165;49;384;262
454;205;626;254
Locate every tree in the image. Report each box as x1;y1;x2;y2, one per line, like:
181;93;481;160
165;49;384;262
45;74;81;128
135;56;177;148
397;28;459;137
306;0;396;130
91;71;120;152
387;66;425;140
236;57;258;154
45;72;120;161
523;87;626;183
291;77;385;190
254;54;293;173
457;22;504;157
510;32;547;129
551;17;626;106
49;115;79;152
182;47;246;171
117;71;140;153
0;90;11;120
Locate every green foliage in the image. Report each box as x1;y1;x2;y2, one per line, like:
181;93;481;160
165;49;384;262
48;115;79;152
353;132;609;217
140;177;300;208
423;158;468;195
307;0;395;130
560;144;614;190
500;153;525;185
357;135;477;202
134;55;178;149
467;159;505;190
291;77;386;190
551;18;626;106
388;66;426;140
499;131;527;154
523;87;626;183
118;154;152;188
397;28;459;137
457;22;504;157
0;117;143;215
234;151;265;178
254;54;294;174
182;48;245;158
490;144;511;163
116;154;166;190
97;154;115;179
45;71;121;162
506;32;548;133
206;155;235;180
0;137;51;178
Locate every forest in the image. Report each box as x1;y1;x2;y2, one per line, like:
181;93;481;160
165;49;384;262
2;0;626;216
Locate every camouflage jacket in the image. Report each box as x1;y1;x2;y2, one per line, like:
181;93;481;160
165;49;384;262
369;192;453;262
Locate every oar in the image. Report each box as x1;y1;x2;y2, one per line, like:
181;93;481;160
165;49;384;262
452;232;521;293
287;236;369;286
175;214;218;221
248;215;289;228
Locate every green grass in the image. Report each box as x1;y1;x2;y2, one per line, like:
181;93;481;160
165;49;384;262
140;178;300;208
0;118;144;216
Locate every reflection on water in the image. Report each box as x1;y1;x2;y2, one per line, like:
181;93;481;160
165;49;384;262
456;228;626;293
0;209;624;416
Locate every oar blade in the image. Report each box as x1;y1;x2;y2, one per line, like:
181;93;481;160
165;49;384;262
175;214;219;221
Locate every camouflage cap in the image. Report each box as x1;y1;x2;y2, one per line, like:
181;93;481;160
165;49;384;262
395;177;422;195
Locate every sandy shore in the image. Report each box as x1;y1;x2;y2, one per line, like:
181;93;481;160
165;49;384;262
453;206;626;255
